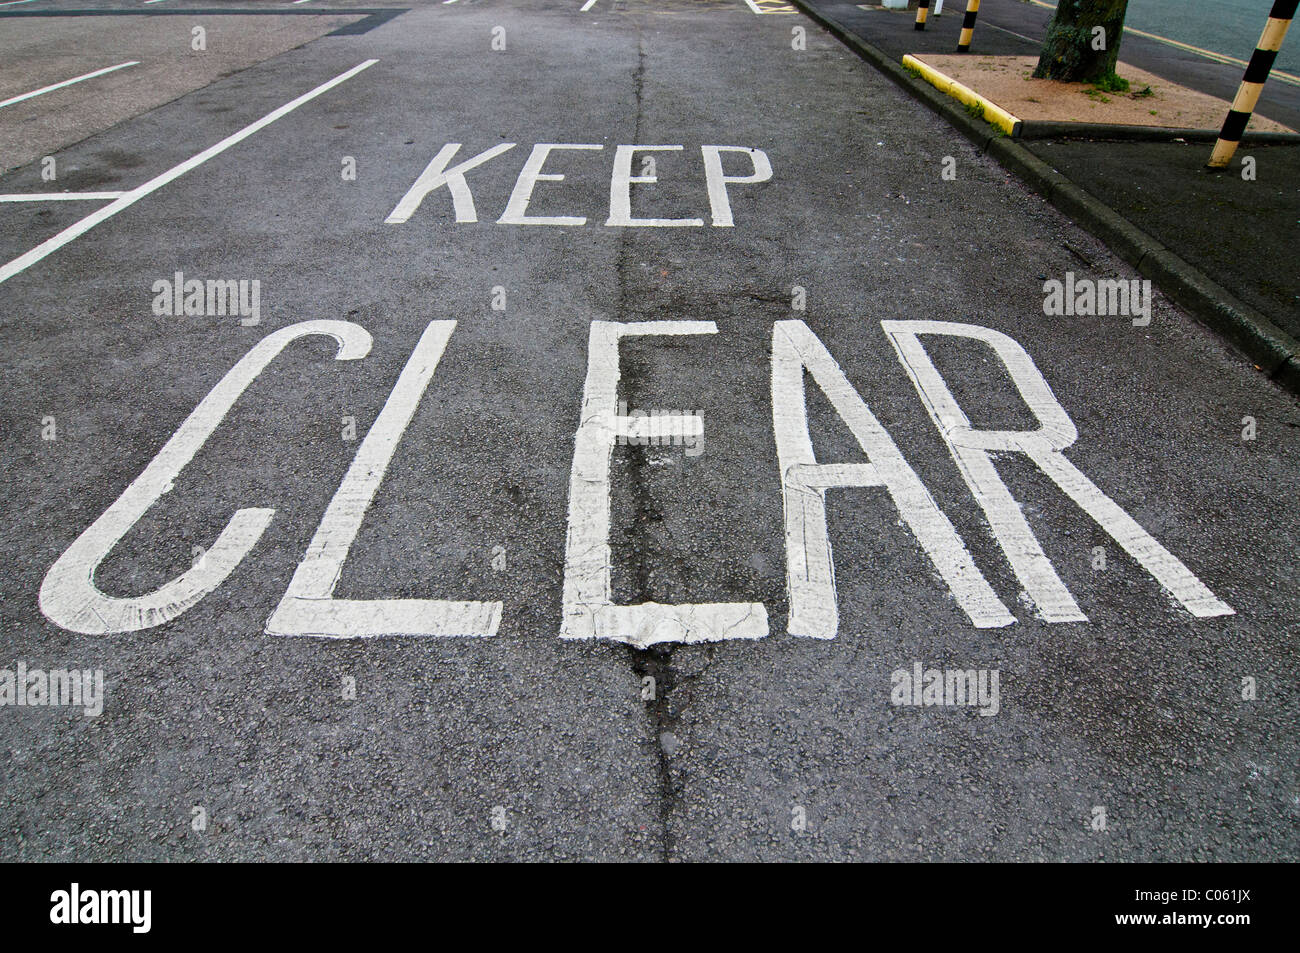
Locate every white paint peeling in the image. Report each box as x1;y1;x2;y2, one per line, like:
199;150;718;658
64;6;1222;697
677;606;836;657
561;321;769;647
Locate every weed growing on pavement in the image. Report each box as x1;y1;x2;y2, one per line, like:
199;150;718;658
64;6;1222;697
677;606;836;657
1093;72;1130;94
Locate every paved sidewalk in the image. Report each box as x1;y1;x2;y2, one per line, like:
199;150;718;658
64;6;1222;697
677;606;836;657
821;0;1300;129
1028;140;1300;335
800;0;1300;344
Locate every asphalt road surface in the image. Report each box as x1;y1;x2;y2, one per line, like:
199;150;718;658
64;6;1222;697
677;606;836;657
1;0;1297;862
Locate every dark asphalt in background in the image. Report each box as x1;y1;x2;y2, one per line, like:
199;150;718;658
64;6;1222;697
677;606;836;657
1;0;1297;860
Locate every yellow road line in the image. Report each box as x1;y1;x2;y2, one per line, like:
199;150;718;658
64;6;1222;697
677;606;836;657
1024;0;1300;88
902;53;1022;135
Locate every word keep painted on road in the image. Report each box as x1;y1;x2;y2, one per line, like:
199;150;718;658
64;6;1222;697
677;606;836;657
38;319;1233;645
385;143;772;226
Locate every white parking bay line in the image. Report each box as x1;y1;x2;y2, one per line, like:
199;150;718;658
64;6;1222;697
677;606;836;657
0;0;41;8
0;192;126;202
0;61;140;111
742;0;763;13
580;0;598;11
0;59;378;287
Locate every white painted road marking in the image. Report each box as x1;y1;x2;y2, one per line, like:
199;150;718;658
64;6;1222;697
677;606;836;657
0;192;125;202
385;142;517;224
387;143;772;227
888;320;1085;623
561;321;770;647
500;143;603;226
607;145;703;227
772;320;1015;636
883;320;1234;620
701;145;772;227
0;61;139;111
0;60;377;288
39;321;372;635
38;317;1229;636
266;321;503;639
581;0;599;11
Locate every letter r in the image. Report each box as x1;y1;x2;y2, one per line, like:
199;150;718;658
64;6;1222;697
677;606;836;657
881;320;1232;621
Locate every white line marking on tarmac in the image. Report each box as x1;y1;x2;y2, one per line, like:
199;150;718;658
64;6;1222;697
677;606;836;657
771;320;1014;636
384;142;517;224
606;145;703;227
561;321;770;647
702;145;771;226
882;320;1233;620
581;0;598;11
0;0;41;8
500;143;602;226
742;0;764;12
39;320;373;635
0;59;377;288
267;321;503;639
0;61;139;111
982;22;1042;45
443;0;460;5
143;0;169;6
0;192;125;202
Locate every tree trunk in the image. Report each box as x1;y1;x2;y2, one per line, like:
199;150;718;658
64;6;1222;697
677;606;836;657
1033;0;1130;82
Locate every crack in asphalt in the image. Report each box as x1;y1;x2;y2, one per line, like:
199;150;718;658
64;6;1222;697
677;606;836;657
607;23;683;864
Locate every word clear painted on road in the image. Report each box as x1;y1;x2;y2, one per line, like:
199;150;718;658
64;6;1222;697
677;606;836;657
39;319;1232;642
385;143;772;227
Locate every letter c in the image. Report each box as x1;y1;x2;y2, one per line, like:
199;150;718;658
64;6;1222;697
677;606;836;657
39;320;372;634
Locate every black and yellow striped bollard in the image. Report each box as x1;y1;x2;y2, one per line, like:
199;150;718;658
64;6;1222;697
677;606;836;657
957;0;981;53
916;0;931;31
1209;0;1298;168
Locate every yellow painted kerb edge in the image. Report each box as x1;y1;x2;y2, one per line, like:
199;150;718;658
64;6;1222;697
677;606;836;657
902;54;1023;137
